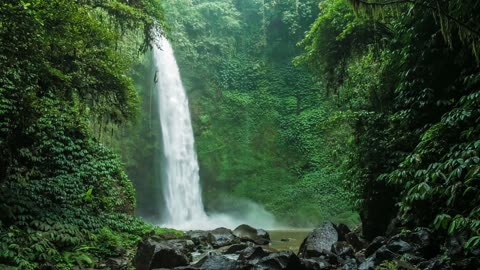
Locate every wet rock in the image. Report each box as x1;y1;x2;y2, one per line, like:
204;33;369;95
341;257;358;270
446;232;465;257
354;250;366;264
280;238;290;242
345;232;365;252
357;257;375;270
186;230;210;246
233;224;271;245
300;258;331;270
336;224;351;242
193;254;239;270
238;246;271;263
133;237;190;270
364;236;386;257
391;228;437;258
331;241;355;259
417;257;452;270
298;222;339;258
253;251;303;270
372;246;396;264
386;239;412;254
167;239;196;254
207;227;240;248
106;257;128;270
219;243;249;254
453;257;480;270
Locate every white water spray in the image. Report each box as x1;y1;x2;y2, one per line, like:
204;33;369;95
153;35;278;230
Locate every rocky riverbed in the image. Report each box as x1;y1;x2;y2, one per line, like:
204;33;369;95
106;222;480;270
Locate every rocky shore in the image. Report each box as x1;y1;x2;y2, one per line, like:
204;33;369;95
105;223;479;270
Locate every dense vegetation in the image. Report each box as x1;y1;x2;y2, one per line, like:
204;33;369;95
1;0;480;268
162;0;358;226
0;1;181;269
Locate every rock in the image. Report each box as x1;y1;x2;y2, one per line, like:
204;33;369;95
167;239;196;254
219;243;249;254
331;241;355;258
298;222;339;258
193;254;239;270
133;237;190;270
390;228;437;258
417;257;452;270
372;246;396;265
354;250;366;264
454;257;480;270
345;232;365;252
238;246;271;263
254;251;303;270
336;224;351;242
186;230;210;246
281;238;290;242
341;257;358;270
446;232;465;257
357;257;375;270
300;258;331;270
386;239;413;254
106;257;128;270
233;224;271;245
207;227;239;248
364;236;386;257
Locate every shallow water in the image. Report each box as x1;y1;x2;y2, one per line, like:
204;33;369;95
267;229;312;252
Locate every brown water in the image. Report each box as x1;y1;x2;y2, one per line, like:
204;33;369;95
267;229;312;252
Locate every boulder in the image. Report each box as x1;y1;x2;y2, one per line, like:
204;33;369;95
371;246;396;264
233;224;271;245
364;236;386;257
238;246;271;263
357;257;375;270
298;222;339;258
336;224;351;241
194;254;240;270
106;257;128;270
254;251;303;270
219;243;249;254
167;239;196;254
386;239;413;254
186;230;210;246
345;232;365;252
300;258;331;270
207;227;240;248
417;257;452;270
133;237;190;270
331;241;355;259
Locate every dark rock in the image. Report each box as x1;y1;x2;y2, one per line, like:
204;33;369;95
207;227;240;248
194;254;239;270
254;251;303;270
186;230;210;246
386;239;413;254
372;246;396;265
345;232;365;252
298;222;339;258
167;239;196;254
453;257;480;270
233;224;271;245
391;228;438;258
364;236;386;257
398;253;425;265
219;243;249;254
281;238;290;242
446;232;465;257
300;258;331;270
336;224;351;242
357;257;375;270
238;246;271;263
341;258;358;270
417;257;452;270
354;250;366;264
332;241;355;258
133;238;190;270
106;257;128;270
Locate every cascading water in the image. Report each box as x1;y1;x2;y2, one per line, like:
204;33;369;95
152;35;278;230
153;36;209;229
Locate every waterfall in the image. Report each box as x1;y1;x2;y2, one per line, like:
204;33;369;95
152;35;278;230
153;36;208;229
